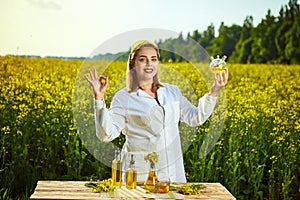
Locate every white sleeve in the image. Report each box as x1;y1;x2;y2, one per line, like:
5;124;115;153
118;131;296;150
94;94;126;142
178;87;217;127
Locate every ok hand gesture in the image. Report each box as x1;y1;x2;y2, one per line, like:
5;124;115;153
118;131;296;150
85;67;108;100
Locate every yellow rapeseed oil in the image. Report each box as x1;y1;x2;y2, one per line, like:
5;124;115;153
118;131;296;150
126;154;137;189
112;149;122;187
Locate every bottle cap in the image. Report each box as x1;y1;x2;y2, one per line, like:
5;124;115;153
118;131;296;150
115;148;121;159
130;154;135;165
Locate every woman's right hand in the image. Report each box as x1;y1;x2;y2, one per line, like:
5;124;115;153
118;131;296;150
85;67;108;100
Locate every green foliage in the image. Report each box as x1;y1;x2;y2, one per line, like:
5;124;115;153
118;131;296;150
1;56;299;200
0;56;110;199
231;16;253;63
198;23;215;48
207;23;242;59
85;178;116;193
90;1;299;65
177;183;205;195
184;63;300;200
250;10;280;63
155;0;300;64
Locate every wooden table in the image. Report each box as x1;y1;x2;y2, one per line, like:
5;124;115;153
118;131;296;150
30;181;236;200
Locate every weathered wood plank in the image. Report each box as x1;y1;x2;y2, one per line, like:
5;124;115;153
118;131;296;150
30;181;236;200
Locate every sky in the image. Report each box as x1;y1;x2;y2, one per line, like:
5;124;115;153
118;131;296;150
0;0;289;57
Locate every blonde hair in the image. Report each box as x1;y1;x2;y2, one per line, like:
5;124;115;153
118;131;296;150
126;40;163;92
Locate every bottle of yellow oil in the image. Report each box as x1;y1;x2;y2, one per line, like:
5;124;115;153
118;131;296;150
112;148;122;187
144;162;158;192
126;154;137;189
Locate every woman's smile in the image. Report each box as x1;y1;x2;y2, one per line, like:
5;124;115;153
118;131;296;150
144;67;154;73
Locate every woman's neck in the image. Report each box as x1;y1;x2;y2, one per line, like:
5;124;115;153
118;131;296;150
139;83;152;90
139;82;157;98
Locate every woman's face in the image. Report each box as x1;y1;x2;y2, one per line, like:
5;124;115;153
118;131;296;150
134;47;159;83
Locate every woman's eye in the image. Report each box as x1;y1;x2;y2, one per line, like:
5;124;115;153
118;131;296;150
139;58;146;62
152;58;157;62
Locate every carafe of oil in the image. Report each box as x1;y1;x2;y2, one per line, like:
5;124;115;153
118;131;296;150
126;154;137;189
144;162;158;192
112;148;122;187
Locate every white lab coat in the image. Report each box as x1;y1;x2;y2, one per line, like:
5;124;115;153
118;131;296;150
94;83;217;182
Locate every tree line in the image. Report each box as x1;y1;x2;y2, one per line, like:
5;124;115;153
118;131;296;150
93;0;299;64
157;0;300;64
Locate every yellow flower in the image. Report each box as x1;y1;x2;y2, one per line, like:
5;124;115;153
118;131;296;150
144;152;159;164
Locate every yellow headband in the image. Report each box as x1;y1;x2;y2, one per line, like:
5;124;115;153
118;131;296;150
129;40;160;60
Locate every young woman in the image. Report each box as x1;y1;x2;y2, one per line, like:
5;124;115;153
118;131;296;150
85;40;228;183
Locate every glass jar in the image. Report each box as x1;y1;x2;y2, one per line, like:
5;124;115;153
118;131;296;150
144;162;158;192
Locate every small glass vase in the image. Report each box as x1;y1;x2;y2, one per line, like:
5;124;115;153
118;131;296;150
144;162;158;192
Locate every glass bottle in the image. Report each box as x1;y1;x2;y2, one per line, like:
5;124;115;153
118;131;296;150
112;148;122;187
126;154;137;189
144;161;158;192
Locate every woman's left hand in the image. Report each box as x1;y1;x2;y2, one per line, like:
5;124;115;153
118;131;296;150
209;68;229;97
